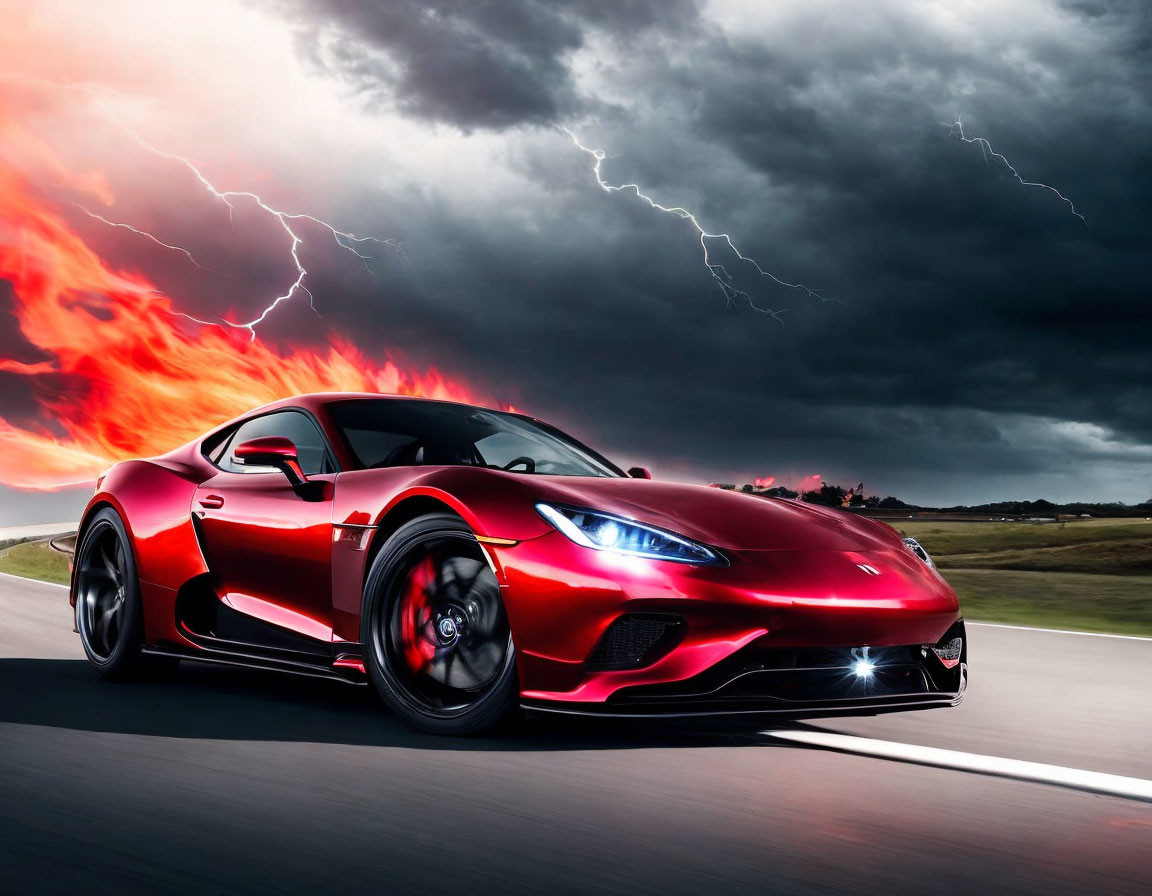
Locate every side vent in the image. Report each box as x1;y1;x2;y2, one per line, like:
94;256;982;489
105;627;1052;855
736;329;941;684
587;614;686;672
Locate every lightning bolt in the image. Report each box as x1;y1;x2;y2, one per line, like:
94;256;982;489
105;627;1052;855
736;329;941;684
123;132;404;339
949;115;1087;226
1;71;404;340
75;204;211;270
561;128;828;323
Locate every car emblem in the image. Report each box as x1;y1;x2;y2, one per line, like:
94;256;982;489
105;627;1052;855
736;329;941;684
856;564;881;576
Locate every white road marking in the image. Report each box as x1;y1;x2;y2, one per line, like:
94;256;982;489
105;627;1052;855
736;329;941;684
968;621;1152;643
0;569;69;590
767;729;1152;802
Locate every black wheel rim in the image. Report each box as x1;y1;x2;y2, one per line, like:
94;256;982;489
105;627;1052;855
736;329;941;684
76;522;129;661
376;534;510;718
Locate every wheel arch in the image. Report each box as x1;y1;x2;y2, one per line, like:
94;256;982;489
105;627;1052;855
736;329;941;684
71;498;123;603
362;494;470;590
76;460;209;593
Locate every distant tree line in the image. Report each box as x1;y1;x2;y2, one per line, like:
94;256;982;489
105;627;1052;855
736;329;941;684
712;480;1152;516
939;498;1150;517
717;481;907;508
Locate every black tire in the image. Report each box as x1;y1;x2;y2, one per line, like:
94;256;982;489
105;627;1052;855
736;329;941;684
74;507;153;679
362;513;517;735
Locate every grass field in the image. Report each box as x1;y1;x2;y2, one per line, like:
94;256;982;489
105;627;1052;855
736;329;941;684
0;539;71;586
892;518;1152;635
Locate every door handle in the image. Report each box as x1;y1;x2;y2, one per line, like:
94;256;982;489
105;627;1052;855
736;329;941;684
198;494;225;509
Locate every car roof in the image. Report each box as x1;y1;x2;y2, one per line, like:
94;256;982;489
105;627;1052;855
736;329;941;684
175;392;513;468
170;392;626;478
194;392;504;444
248;392;498;416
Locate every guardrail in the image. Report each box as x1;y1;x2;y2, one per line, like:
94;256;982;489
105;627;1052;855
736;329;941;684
49;534;77;556
0;522;81;541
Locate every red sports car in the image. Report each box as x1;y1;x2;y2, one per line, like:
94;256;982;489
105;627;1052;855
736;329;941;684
70;392;966;734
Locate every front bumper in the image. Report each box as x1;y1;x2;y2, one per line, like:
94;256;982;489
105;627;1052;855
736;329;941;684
489;530;965;712
523;623;967;718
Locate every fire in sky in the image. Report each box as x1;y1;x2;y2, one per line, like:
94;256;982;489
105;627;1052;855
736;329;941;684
753;474;823;493
0;93;499;491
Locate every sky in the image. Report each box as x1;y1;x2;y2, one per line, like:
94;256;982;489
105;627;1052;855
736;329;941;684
0;0;1150;525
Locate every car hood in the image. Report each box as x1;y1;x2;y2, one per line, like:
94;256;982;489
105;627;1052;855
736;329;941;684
525;476;897;552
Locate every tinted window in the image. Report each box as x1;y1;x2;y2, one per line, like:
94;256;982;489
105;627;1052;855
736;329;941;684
220;411;332;475
329;399;623;478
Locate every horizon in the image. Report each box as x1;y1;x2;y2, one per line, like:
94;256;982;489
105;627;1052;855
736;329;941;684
3;477;1147;529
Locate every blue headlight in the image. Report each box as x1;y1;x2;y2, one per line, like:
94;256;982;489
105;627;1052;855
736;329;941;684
535;503;726;565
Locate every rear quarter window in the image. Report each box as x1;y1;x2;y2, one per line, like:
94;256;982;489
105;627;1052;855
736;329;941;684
201;427;235;465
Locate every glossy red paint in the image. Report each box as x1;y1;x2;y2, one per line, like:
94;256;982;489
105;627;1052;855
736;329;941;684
71;391;964;718
233;435;299;461
494;530;958;702
193;469;336;642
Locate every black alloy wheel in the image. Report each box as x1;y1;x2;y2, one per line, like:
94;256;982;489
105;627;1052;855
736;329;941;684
363;513;517;735
75;507;150;677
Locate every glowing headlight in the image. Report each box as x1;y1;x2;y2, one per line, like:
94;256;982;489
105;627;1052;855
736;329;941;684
535;503;726;565
902;537;934;568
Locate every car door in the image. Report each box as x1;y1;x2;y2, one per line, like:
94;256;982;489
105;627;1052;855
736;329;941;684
193;409;338;648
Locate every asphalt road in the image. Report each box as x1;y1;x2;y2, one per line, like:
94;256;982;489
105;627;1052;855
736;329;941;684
1;571;1150;895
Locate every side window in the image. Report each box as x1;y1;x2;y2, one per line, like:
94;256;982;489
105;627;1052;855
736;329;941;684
474;431;525;469
474;428;573;473
340;427;419;469
220;411;332;476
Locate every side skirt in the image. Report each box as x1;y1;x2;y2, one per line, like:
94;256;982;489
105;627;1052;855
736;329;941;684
142;643;368;685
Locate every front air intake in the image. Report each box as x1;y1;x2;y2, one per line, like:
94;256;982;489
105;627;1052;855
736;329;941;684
587;614;686;671
930;620;966;670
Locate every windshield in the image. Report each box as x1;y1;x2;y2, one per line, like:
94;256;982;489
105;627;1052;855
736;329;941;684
328;399;624;478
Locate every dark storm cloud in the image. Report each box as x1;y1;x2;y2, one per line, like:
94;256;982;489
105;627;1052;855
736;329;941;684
268;0;1152;504
285;0;699;129
7;0;1147;526
664;2;1152;450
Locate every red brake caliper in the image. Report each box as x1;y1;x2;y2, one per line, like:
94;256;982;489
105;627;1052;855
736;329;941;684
399;555;437;674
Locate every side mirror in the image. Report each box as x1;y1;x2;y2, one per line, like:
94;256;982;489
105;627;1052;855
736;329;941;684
627;466;652;480
235;436;307;487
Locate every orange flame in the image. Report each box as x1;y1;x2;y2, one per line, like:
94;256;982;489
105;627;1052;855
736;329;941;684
800;473;823;492
0;115;500;491
747;473;825;494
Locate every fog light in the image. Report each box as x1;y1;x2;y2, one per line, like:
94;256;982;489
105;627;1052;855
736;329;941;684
852;659;875;678
932;637;963;669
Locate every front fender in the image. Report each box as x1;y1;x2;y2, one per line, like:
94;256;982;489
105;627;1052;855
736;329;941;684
328;467;557;642
76;460;208;593
332;467;556;542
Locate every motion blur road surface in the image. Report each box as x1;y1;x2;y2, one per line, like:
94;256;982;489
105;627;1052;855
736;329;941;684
1;571;1149;894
